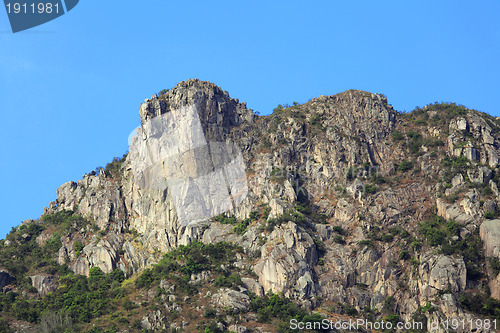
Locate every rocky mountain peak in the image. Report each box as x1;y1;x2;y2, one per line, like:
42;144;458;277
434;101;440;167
305;89;396;140
139;79;255;139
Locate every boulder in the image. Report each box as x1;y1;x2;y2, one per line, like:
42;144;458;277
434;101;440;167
228;325;248;333
241;277;264;297
467;166;492;184
30;275;58;296
212;288;250;313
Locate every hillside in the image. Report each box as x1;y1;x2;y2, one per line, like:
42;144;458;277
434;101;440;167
1;79;500;332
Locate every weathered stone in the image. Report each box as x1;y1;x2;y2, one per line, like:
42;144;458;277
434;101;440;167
449;117;468;132
253;222;316;299
480;219;500;258
467;166;492;184
241;277;264;297
451;173;464;187
141;310;165;330
30;275;58;296
418;253;467;297
228;324;248;333
211;288;250;313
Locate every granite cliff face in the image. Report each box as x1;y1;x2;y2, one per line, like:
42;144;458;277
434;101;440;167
4;79;500;332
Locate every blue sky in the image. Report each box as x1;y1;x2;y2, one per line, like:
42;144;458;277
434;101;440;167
0;1;499;238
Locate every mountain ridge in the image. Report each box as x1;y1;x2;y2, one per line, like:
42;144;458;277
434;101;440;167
1;79;500;332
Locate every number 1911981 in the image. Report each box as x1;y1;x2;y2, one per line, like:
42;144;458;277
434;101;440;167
6;2;60;14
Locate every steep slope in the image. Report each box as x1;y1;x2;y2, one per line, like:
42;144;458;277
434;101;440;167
1;79;500;332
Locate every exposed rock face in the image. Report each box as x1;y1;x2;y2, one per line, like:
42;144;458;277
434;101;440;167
71;236;121;276
30;275;58;297
141;310;166;331
417;253;467;298
448;113;500;167
56;173;127;231
33;79;500;328
241;277;264;297
480;219;500;258
253;222;317;299
211;288;250;313
228;325;248;333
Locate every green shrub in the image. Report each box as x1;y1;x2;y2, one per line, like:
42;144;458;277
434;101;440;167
358;240;373;248
485;211;495;219
249;292;315;326
42;210;90;236
490;257;500;276
122;299;137;311
441;156;469;170
103;154;127;179
391;130;404;141
264;210;306;232
346;167;357;181
333;235;345;245
364;184;377;194
381;234;394;243
273;104;285;115
136;242;242;292
204;307;217;318
136;268;154;289
45;233;62;253
132;319;142;329
459;292;500;319
399;250;410;260
332;226;346;235
398;160;414;172
407;131;422;155
414;119;427;126
309;113;323;127
213;213;237;225
74;240;85;257
261;137;272;149
214;274;242;289
420;215;485;280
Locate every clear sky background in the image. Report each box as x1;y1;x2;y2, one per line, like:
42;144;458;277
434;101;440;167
0;1;499;238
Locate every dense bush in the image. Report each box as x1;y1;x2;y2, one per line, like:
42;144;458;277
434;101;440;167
74;240;85;256
391;130;404;141
0;212;89;292
264;210;306;232
0;267;126;325
213;212;260;235
42;210;90;236
490;257;500;276
214;274;243;289
407;131;422;155
398;160;414;172
459;292;500;319
250;292;307;322
485;211;495;219
102;154;127;179
136;241;243;292
309;113;324;129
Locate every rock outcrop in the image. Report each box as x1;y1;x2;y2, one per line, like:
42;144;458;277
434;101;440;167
30;275;58;297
